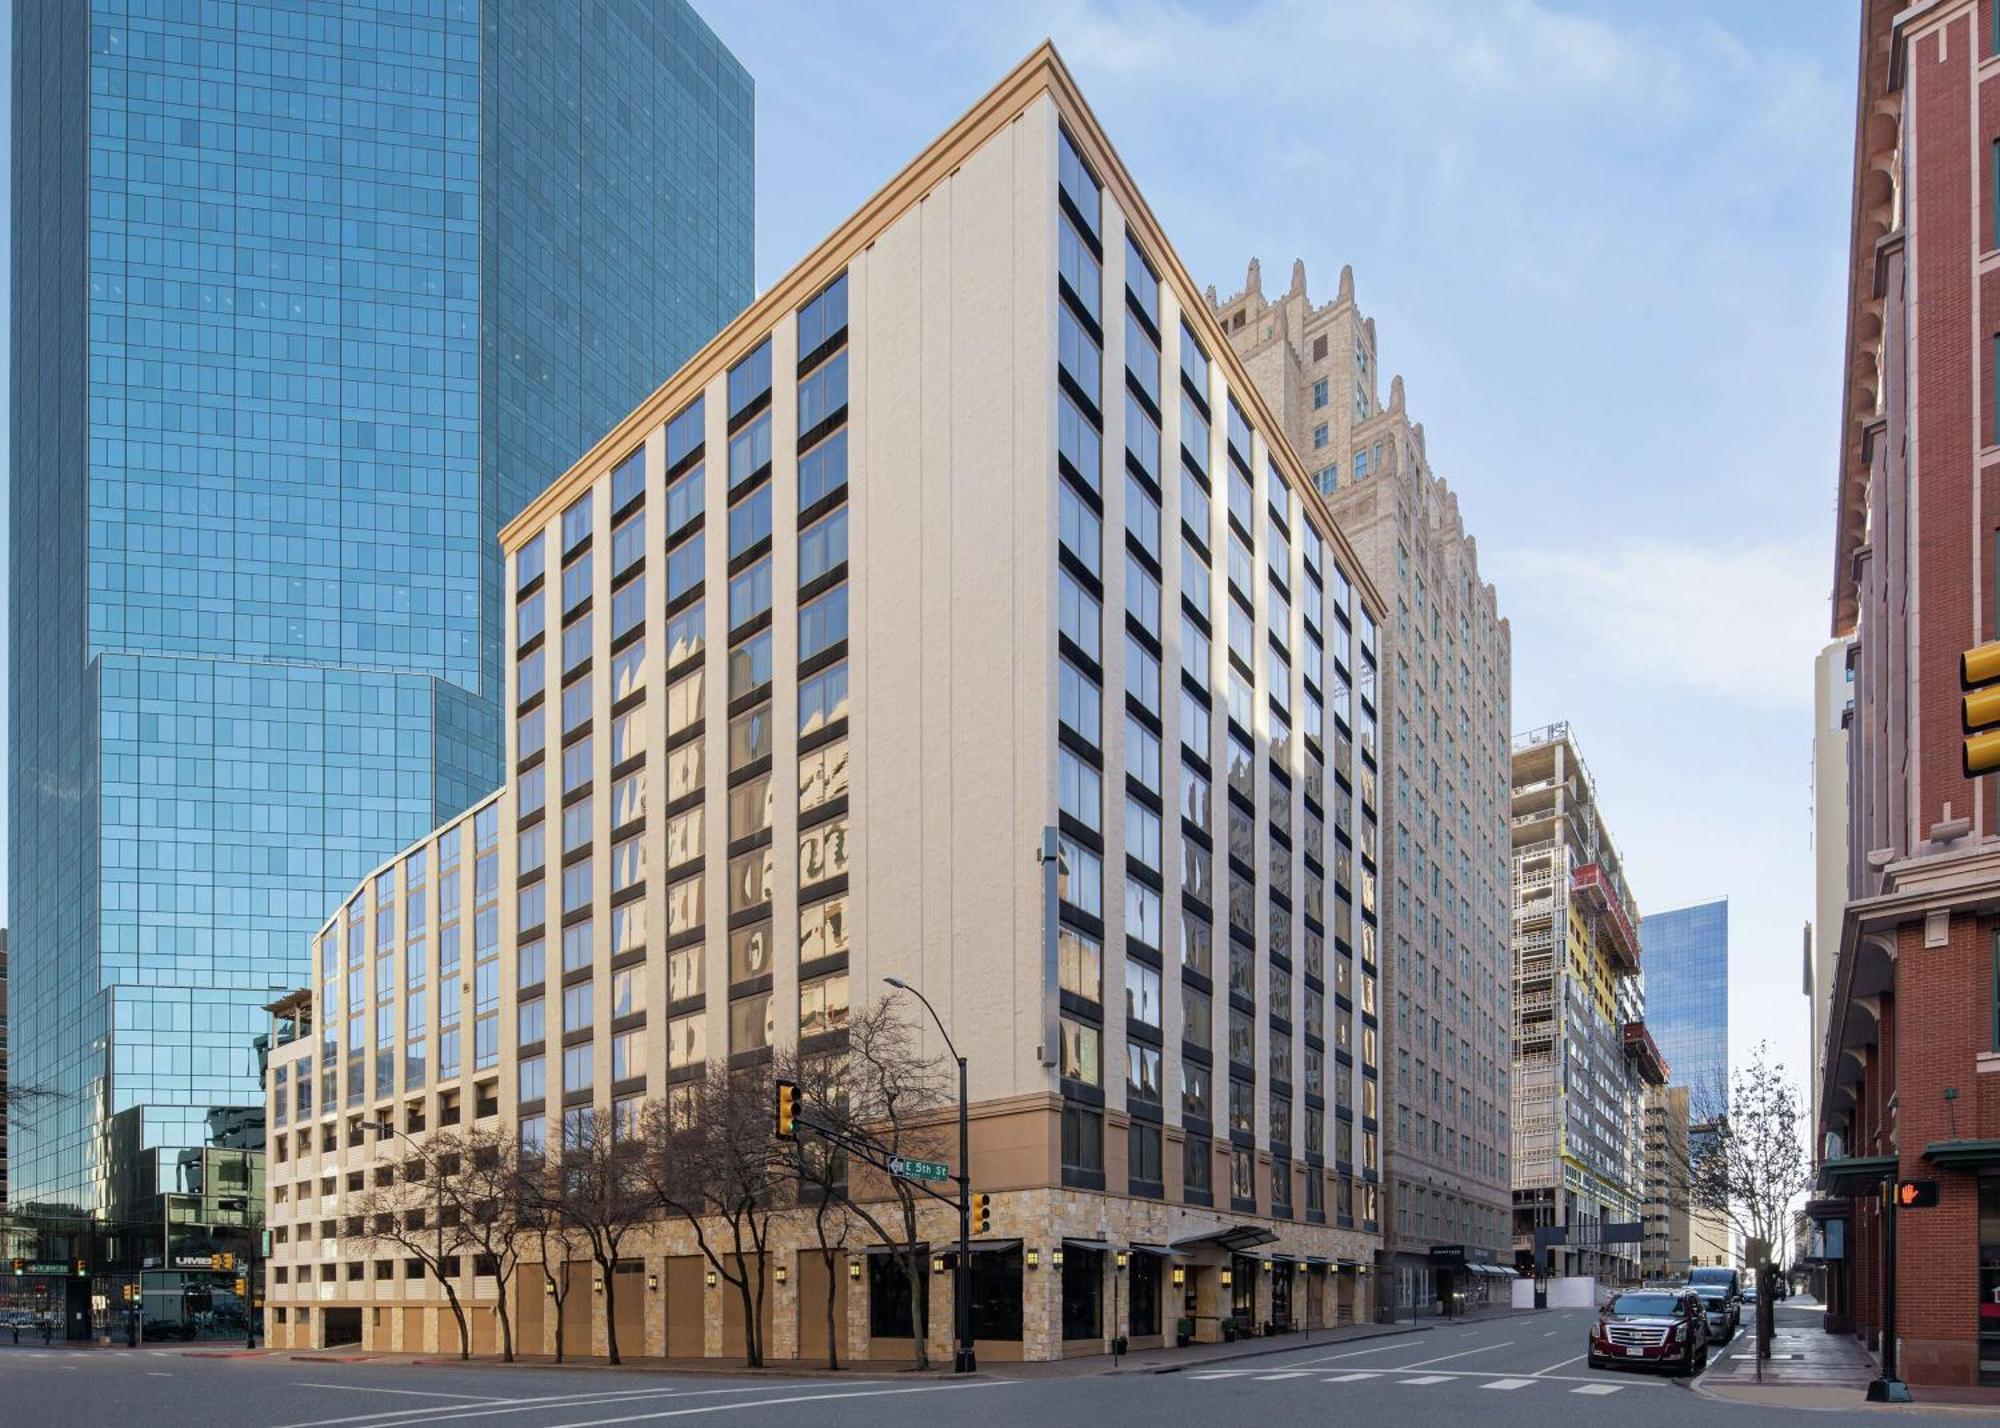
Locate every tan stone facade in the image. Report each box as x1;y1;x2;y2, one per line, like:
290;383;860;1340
263;44;1391;1363
1212;263;1513;1305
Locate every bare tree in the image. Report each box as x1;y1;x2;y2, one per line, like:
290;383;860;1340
428;1127;528;1362
639;1066;786;1367
789;999;953;1370
773;1039;858;1369
353;1142;474;1359
552;1111;653;1365
515;1149;591;1363
1690;1042;1813;1260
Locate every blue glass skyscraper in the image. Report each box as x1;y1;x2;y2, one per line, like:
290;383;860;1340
10;0;752;1213
1642;898;1730;1098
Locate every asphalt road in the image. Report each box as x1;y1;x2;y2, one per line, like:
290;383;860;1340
0;1308;1899;1427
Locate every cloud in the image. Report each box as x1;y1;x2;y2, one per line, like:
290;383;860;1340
1490;536;1826;712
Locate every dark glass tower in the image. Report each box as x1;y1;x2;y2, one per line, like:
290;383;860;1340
1641;898;1730;1098
10;0;752;1212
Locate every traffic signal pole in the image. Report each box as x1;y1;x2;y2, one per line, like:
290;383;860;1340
955;1050;973;1375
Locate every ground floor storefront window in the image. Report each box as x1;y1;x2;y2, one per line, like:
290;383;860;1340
869;1254;927;1343
968;1247;1023;1342
1980;1177;2000;1384
1128;1254;1162;1337
1061;1247;1103;1340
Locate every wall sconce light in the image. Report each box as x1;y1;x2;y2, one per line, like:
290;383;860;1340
544;1280;555;1296
593;1278;605;1295
849;1259;862;1281
705;1269;718;1289
1025;1249;1040;1269
1171;1266;1185;1287
1261;1259;1273;1273
1050;1247;1064;1269
1219;1268;1232;1287
1115;1251;1128;1271
774;1264;788;1286
931;1255;947;1275
647;1273;660;1293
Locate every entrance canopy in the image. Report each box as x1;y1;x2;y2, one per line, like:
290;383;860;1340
1168;1223;1279;1255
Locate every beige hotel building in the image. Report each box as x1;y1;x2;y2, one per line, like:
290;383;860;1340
262;44;1389;1365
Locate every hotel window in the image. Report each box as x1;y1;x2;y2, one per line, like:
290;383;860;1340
727;775;772;843
1058;306;1102;411
1181;911;1213;977
1059;393;1103;491
563;981;594;1033
798;739;849;814
518;589;546;647
731;993;774;1053
667;741;703;803
730;923;773;984
1312;378;1328;410
1182;985;1212;1050
730;847;775;915
1125;554;1160;639
667;1012;706;1070
799;816;849;890
561;859;593;916
1183;840;1212;904
668;945;703;1004
1182;1061;1211;1120
801;661;849;734
1059;747;1102;833
562;797;593;855
1059;573;1100;661
799;507;848;586
798;349;848;434
1180;321;1209;400
728;338;773;419
1057;125;1101;241
667;873;704;938
801;425;849;509
800;894;849;965
1181;529;1211;621
1125;715;1160;796
563;1043;593;1093
562;547;593;614
1229;1077;1254;1135
667;667;703;737
1060;1017;1102;1086
1125;961;1161;1030
561;679;592;737
1126;632;1161;709
1060;927;1102;1003
1312;424;1328;449
519;996;546;1046
1125;234;1158;323
800;972;850;1038
728;557;772;631
517;532;546;592
609;444;645;512
730;703;773;770
562;492;592;556
611;835;645;894
666;467;704;543
1058;836;1102;917
519;648;546;704
1126;315;1161;407
610;706;646;765
798;272;849;363
1125;798;1162;872
1059;661;1101;747
518;1055;545;1103
612;639;647;701
1128;1043;1163;1105
611;1031;645;1083
1181;612;1211;686
729;629;773;700
1127;882;1161;947
799;585;848;663
1126;471;1161;561
1059;483;1100;578
729;484;773;562
1180;393;1210;477
1179;688;1210;759
562;611;592;674
1058;214;1101;325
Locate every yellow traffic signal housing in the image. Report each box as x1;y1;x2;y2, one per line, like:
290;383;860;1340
74;1260;87;1277
234;1277;247;1297
775;1079;799;1140
971;1192;992;1235
1964;641;2000;775
9;1258;23;1275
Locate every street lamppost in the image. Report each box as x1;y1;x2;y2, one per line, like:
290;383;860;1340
882;976;974;1373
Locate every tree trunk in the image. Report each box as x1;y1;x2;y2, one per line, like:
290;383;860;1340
602;1258;622;1365
496;1278;514;1363
823;1247;841;1371
442;1284;470;1361
551;1285;566;1365
901;1255;929;1370
735;1272;760;1367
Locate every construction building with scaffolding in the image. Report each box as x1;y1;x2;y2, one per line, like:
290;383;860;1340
1509;723;1662;1281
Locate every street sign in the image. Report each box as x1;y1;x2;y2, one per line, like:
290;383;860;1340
889;1156;950;1183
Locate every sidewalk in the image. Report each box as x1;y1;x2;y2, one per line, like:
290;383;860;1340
229;1317;1468;1380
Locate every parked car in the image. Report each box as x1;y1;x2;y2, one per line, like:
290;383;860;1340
1588;1289;1711;1375
1688;1266;1742;1336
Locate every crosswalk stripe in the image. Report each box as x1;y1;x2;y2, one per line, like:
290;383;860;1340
1322;1372;1379;1382
1252;1372;1314;1380
1398;1375;1452;1385
1571;1384;1624;1395
1188;1372;1244;1380
1483;1379;1537;1390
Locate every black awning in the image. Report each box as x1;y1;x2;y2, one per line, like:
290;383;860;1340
1169;1224;1279;1254
1815;1153;1898;1195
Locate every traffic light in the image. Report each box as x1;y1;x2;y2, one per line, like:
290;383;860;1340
73;1260;86;1278
971;1193;992;1235
775;1079;799;1140
233;1277;247;1298
1896;1178;1940;1208
9;1258;23;1275
210;1253;223;1272
221;1253;236;1272
1964;642;2000;775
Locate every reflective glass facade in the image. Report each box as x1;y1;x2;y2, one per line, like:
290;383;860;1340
1640;897;1729;1098
10;0;752;1212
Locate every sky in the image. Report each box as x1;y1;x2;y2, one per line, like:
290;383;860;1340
0;1;1853;1091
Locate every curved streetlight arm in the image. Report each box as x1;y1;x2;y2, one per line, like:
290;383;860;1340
881;977;960;1065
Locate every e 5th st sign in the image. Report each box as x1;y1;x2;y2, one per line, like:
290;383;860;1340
889;1156;950;1184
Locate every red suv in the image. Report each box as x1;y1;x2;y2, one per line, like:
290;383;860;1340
1587;1288;1711;1375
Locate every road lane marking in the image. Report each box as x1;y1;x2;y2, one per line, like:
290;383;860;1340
1534;1353;1584;1375
1572;1384;1624;1394
1292;1340;1430;1367
294;1385;517;1403
1188;1372;1243;1380
1381;1341;1514;1370
266;1383;830;1428
147;1371;173;1377
1252;1372;1314;1380
528;1379;1017;1427
1397;1375;1452;1385
1322;1373;1379;1382
1483;1379;1537;1390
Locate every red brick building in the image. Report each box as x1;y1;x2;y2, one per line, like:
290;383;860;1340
1819;0;2000;1390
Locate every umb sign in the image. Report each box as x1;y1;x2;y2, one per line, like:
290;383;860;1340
889;1156;950;1184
